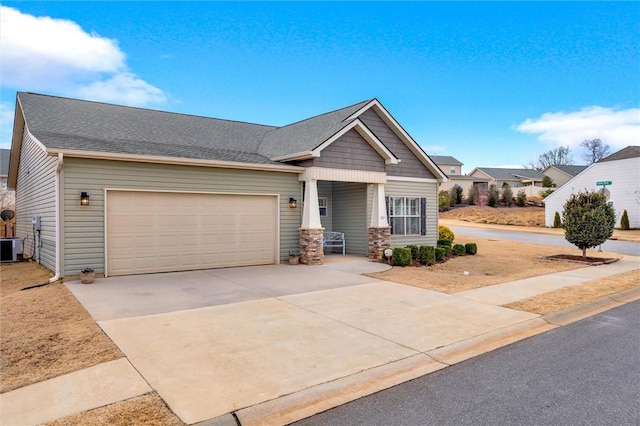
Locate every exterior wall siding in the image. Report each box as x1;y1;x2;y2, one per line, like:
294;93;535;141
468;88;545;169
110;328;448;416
331;182;368;255
311;129;385;172
359;109;436;179
544;158;640;228
62;158;301;276
385;179;438;247
15;130;57;271
543;168;571;187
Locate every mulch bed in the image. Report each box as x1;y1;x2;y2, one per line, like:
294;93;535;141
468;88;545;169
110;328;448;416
542;254;619;266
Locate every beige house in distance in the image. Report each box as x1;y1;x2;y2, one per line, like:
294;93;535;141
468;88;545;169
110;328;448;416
542;165;588;188
431;156;489;198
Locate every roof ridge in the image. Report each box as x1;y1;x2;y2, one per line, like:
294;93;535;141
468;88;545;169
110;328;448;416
18;92;277;129
271;99;373;131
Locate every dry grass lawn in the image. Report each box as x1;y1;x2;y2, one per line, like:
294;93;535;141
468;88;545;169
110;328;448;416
368;235;622;294
504;270;639;315
0;262;123;393
44;393;185;426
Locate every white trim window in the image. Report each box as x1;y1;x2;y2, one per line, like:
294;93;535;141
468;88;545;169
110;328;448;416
389;196;421;235
318;197;328;216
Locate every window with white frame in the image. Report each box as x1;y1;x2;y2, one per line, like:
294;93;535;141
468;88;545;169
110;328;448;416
318;197;327;216
389;196;420;235
450;167;456;174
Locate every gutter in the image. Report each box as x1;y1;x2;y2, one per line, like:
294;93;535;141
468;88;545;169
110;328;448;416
49;153;63;283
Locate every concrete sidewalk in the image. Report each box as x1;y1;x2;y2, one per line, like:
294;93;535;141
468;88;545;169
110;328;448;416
2;256;638;426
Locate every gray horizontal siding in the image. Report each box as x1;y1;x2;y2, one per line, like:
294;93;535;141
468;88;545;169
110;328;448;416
385;179;438;247
15;130;57;271
63;158;301;276
360;109;435;179
332;182;368;255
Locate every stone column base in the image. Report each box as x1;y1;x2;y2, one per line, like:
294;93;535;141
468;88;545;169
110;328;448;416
369;227;391;259
300;229;324;265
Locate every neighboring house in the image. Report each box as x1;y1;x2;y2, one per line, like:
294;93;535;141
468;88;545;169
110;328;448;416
431;155;490;197
468;167;544;197
544;146;640;229
0;149;15;209
542;165;588;188
8;92;447;278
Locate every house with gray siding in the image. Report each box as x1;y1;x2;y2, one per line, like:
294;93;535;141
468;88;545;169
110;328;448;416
7;92;447;279
541;164;588;188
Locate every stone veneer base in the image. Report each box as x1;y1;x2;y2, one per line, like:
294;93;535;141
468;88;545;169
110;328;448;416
300;229;324;265
368;227;391;259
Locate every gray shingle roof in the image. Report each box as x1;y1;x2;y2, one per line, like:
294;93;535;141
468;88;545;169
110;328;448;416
17;92;376;166
258;100;371;158
598;146;640;162
553;165;588;176
0;149;9;176
429;155;463;166
475;167;544;180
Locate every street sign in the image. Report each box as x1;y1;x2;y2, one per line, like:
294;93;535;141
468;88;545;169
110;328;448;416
596;181;612;186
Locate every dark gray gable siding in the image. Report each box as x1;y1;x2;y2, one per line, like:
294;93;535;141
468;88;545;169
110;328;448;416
299;128;385;171
359;109;435;179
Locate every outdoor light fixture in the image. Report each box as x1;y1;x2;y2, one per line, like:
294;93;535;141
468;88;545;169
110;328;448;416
289;197;297;208
80;192;90;206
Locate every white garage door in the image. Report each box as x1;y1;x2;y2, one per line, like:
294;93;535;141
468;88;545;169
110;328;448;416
106;191;278;276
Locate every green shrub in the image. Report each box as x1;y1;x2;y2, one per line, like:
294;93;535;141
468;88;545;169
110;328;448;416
435;247;446;262
392;247;412;266
539;188;555;199
438;238;453;248
438;245;451;257
488;184;500;207
406;245;419;261
449;184;463;206
516;190;527;207
452;244;466;256
563;191;615;258
620;210;630;230
467;184;479;206
542;175;555;188
419;245;436;265
438;190;450;211
553;212;562;228
465;242;477;255
438;225;455;241
501;185;513;207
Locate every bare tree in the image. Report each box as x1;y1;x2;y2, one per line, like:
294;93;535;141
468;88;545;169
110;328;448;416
528;146;573;170
580;139;610;164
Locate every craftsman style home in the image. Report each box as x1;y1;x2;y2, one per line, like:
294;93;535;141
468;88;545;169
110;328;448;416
7;92;446;278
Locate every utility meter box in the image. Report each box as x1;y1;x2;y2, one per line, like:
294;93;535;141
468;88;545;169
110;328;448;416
32;215;41;231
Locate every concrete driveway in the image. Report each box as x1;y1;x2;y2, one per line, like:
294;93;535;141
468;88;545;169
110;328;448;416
66;257;540;425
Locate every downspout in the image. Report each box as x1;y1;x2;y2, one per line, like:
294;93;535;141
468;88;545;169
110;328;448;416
49;153;63;283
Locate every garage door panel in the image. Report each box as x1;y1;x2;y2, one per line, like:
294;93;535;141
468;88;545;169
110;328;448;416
107;191;278;276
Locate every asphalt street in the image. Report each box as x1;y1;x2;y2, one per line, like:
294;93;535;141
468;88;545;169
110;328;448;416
293;301;640;426
449;225;640;256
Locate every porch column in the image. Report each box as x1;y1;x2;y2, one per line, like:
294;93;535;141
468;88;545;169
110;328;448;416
368;183;390;259
299;178;324;265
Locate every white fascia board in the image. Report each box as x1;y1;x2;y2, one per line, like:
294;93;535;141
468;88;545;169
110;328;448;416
270;151;317;162
311;119;399;165
347;99;448;181
46;149;305;173
386;175;440;183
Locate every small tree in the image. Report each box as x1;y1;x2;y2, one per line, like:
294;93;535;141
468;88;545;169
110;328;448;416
438;190;450;211
487;184;500;207
467;184;479;205
516;190;527;207
501;185;513;207
449;184;463;206
562;191;615;258
620;210;630;230
553;212;562;228
542;176;555;188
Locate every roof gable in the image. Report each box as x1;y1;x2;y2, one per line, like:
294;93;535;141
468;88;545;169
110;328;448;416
598;146;640;162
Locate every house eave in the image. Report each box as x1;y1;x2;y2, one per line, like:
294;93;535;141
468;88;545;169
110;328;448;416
45;149;305;173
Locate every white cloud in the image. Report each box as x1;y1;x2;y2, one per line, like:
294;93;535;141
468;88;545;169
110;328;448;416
515;106;640;150
0;6;166;106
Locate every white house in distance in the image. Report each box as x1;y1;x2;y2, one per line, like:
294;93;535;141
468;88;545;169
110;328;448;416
544;146;640;228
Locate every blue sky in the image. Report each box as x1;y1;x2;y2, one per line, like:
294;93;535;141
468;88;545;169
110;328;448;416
1;1;638;172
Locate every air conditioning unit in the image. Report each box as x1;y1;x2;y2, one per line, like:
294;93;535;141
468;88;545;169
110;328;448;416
0;238;24;263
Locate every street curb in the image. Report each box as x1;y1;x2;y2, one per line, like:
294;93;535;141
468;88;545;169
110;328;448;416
426;318;557;365
234;354;447;426
542;287;640;326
